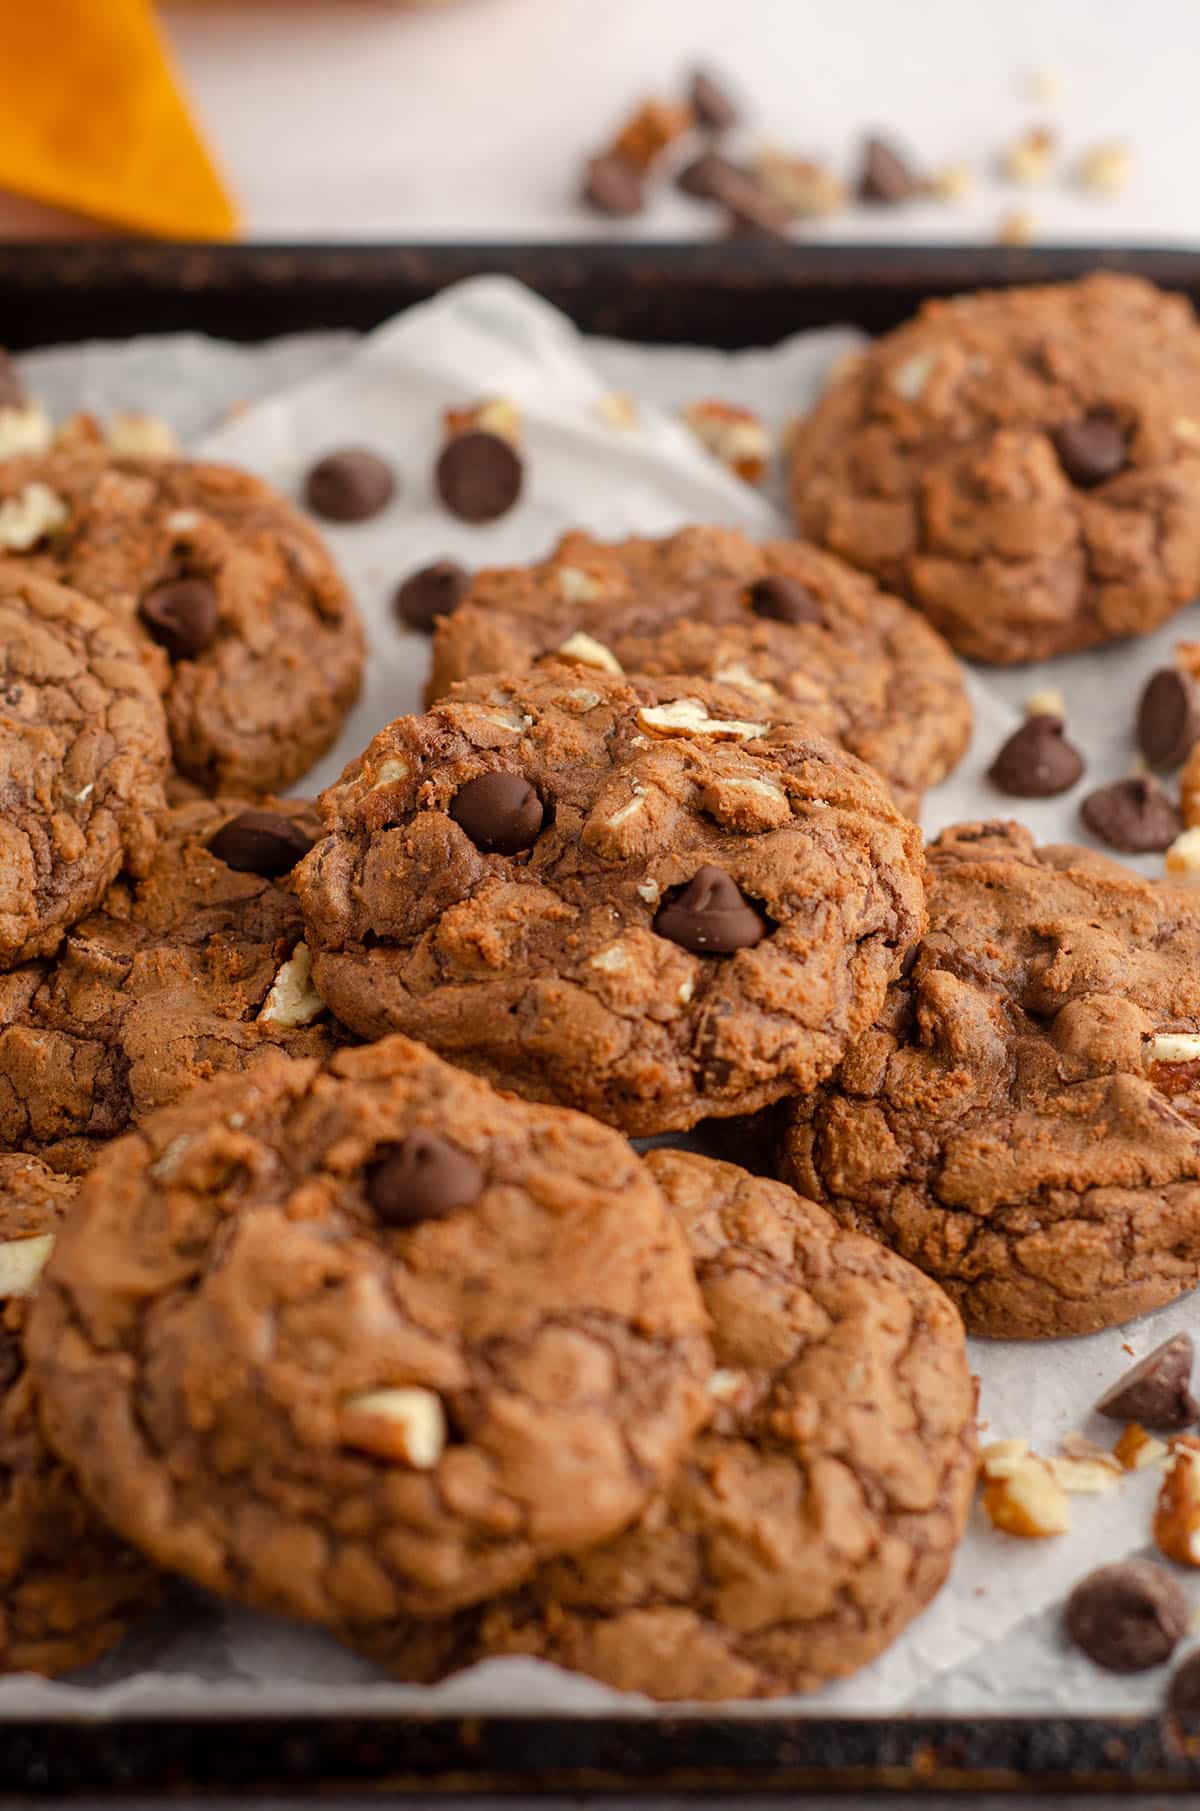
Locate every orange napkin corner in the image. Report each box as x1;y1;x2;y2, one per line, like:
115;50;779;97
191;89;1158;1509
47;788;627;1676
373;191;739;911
0;0;237;238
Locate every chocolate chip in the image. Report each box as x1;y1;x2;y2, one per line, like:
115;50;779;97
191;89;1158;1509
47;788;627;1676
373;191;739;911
583;153;645;216
1080;774;1182;853
720;178;790;239
208;809;315;879
987;715;1084;798
676;152;738;199
858;135;921;203
304;449;396;523
1138;667;1200;772
450;772;544;855
1065;1561;1188;1673
689;68;739;132
394;560;470;635
1169;1649;1200;1712
655;866;768;954
138;578;218;661
749;575;823;626
1051;411;1127;488
366;1131;483;1227
1095;1333;1199;1430
435;431;524;525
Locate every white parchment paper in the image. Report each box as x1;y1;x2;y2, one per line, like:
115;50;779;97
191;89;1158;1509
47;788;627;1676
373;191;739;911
10;276;1200;1721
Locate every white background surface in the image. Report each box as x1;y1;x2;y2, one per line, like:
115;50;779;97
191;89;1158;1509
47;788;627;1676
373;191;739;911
149;0;1192;245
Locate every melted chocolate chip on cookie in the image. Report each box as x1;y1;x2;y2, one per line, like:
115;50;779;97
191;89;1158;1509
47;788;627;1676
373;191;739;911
208;809;315;878
367;1132;483;1226
139;577;218;661
450;773;545;855
655;866;768;953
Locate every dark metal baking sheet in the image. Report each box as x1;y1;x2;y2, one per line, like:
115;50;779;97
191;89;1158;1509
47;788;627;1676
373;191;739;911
9;237;1200;1798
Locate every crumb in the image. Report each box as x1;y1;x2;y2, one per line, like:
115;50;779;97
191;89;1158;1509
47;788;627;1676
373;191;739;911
1000;126;1057;185
997;208;1038;245
929;162;975;202
1076;141;1133;195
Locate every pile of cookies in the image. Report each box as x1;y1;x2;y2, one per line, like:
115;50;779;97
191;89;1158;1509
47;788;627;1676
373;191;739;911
5;271;1200;1704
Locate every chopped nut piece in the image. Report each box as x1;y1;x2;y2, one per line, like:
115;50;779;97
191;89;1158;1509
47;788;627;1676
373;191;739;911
706;1368;747;1402
370;757;410;790
594;392;639;431
929;162;976;203
1154;1444;1200;1565
1076;141;1132;195
0;482;68;551
1025;687;1066;720
891;351;937;402
981;1454;1071;1537
106;411;180;458
1060;1431;1123;1471
1046;1455;1119;1494
258;943;325;1029
752;147;847;218
1145;1031;1200;1066
0;402;52;458
997;208;1038;245
611;98;694;171
637;698;767;741
711;662;778;703
1000;126;1058;185
680;400;771;484
556;632;623;675
557;566;604;605
339;1386;446;1468
1115;1421;1170;1471
980;1437;1031;1478
1175;418;1200;449
590;944;630;974
443;398;522;447
1166;828;1200;877
0;1232;55;1299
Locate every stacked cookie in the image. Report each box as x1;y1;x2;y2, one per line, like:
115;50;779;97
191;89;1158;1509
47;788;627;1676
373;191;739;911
14;274;1200;1704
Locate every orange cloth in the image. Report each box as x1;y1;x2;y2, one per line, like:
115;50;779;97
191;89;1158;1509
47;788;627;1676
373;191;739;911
1;0;236;238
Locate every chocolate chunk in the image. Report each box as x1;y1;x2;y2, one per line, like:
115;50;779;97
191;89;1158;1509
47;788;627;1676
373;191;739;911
208;809;315;879
1080;774;1182;853
450;772;544;855
987;715;1084;798
858;135;920;203
304;449;396;523
655;865;768;954
689;68;739;132
1065;1560;1188;1673
366;1131;483;1227
674;152;787;234
435;431;524;525
583;152;645;216
1051;411;1127;488
394;560;470;635
1169;1648;1200;1712
676;151;740;199
1095;1333;1199;1430
0;351;27;412
138;577;218;661
1138;667;1200;772
748;575;823;626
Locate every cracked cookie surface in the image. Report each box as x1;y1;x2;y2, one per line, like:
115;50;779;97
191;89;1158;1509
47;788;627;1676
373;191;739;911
777;820;1200;1337
295;669;926;1136
28;1037;713;1623
427;526;971;816
0;797;344;1175
0;564;168;969
353;1149;978;1700
789;274;1200;663
0;444;364;793
0;1155;159;1675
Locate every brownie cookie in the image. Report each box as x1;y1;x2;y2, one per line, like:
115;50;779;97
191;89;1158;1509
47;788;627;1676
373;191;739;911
0;564;168;970
777;820;1200;1338
28;1038;713;1624
789;274;1200;663
354;1150;978;1700
0;797;342;1175
296;669;927;1136
0;442;364;793
426;527;971;816
0;1155;159;1674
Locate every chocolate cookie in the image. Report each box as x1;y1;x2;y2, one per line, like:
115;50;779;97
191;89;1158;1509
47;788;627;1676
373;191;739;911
0;442;364;793
354;1150;978;1700
426;526;971;816
0;1155;159;1674
0;797;342;1175
296;669;927;1135
0;564;168;970
789;274;1200;663
777;819;1200;1337
28;1038;713;1623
